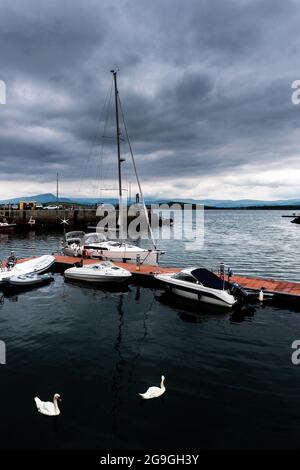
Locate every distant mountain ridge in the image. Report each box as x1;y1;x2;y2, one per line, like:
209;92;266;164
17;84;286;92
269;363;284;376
165;198;300;208
0;193;108;205
0;193;300;208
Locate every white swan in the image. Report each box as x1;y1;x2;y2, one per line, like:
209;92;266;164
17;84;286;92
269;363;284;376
139;375;166;399
34;393;62;416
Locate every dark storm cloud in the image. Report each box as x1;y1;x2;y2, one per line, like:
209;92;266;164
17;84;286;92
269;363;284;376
0;0;300;197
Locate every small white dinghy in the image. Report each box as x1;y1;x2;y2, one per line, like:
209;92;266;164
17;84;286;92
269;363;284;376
64;261;132;283
34;393;62;416
9;273;53;288
0;255;55;285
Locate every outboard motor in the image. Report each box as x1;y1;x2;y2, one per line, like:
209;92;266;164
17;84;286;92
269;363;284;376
6;251;17;270
231;282;248;306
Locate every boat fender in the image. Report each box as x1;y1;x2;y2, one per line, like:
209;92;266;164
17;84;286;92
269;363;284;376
259;288;265;302
75;246;80;255
136;254;140;271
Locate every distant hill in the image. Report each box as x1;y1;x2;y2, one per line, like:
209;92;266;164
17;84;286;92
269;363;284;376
1;193;300;208
0;193;109;205
161;198;300;208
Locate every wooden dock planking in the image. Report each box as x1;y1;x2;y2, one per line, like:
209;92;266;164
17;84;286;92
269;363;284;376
231;275;300;297
53;256;300;297
53;255;181;276
9;255;300;299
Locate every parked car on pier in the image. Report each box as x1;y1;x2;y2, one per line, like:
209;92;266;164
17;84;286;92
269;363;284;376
43;205;60;210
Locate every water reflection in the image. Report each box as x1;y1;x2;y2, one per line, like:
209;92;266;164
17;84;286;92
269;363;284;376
111;294;126;438
0;234;9;242
229;306;256;323
28;230;36;240
0;289;24;303
155;291;230;323
128;287;153;381
0;275;56;300
64;277;131;294
110;287;157;437
155;290;260;323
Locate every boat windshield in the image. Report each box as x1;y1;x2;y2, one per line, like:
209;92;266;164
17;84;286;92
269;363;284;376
66;231;85;240
101;261;114;267
173;272;198;283
82;233;107;245
106;241;122;247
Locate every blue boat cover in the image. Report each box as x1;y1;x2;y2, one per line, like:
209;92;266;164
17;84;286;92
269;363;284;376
191;268;231;290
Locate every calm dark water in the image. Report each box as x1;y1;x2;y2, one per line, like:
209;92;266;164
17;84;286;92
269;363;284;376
0;210;300;449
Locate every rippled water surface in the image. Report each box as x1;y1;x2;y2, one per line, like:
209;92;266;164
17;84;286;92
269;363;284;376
0;210;300;449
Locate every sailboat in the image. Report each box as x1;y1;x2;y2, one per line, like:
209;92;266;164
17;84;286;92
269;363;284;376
63;70;165;265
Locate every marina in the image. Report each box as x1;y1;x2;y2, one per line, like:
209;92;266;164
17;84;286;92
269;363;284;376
1;0;300;454
0;70;300;449
0;209;300;451
5;254;300;306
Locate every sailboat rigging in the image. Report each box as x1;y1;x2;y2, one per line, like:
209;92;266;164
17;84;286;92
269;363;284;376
62;70;165;265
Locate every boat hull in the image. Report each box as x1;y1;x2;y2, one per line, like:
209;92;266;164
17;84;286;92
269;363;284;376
64;272;131;283
155;274;237;308
84;249;161;265
9;273;53;288
0;255;55;285
169;286;234;308
64;264;132;284
63;246;163;265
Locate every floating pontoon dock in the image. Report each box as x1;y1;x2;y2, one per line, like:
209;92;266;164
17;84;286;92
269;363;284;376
9;255;300;306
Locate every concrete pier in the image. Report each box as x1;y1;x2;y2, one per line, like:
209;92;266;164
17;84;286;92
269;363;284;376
0;207;173;231
0;208;99;230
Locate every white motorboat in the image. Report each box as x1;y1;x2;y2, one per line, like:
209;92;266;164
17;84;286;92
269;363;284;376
64;261;132;283
0;255;55;284
9;273;54;288
63;232;164;265
0;222;16;233
155;267;248;308
62;231;86;256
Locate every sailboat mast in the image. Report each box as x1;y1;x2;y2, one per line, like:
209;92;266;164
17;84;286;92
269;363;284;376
56;172;59;208
111;70;122;199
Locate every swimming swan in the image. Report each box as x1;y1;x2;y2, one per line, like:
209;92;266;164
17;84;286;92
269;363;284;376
139;375;166;399
34;393;62;416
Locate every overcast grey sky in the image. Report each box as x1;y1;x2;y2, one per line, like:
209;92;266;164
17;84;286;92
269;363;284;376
0;0;300;200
